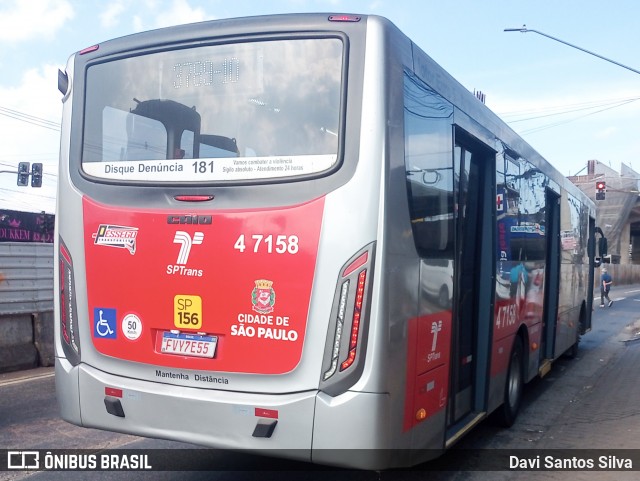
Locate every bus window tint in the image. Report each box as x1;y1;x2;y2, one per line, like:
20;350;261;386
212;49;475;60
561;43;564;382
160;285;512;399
82;38;342;181
101;107;167;161
403;73;454;258
179;130;194;159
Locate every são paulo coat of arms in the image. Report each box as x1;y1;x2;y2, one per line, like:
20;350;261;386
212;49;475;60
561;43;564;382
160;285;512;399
252;279;276;314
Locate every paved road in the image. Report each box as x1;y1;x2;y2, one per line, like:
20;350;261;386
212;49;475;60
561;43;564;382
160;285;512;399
436;285;640;480
2;285;640;480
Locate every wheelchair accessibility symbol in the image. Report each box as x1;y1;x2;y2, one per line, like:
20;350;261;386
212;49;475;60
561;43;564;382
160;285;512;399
94;307;117;339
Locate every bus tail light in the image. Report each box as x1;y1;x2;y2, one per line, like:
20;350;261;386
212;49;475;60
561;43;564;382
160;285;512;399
79;44;99;55
320;244;375;395
340;270;367;371
59;239;81;365
328;14;361;22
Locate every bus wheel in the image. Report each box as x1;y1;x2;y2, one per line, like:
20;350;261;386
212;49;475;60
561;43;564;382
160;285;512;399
566;331;581;359
566;309;584;359
496;337;524;427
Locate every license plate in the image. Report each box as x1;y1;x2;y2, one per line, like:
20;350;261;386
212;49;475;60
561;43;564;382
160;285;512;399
160;332;217;358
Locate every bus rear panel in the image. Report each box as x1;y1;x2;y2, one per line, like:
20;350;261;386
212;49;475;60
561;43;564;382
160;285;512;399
55;13;594;470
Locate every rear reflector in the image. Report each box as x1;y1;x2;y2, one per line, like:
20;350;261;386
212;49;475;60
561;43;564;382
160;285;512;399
105;387;123;398
255;408;279;419
342;251;368;277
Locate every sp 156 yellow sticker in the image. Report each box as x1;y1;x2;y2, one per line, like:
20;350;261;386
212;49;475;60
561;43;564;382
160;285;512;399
174;295;202;329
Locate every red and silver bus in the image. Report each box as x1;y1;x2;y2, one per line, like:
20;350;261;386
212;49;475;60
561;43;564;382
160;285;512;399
55;13;595;469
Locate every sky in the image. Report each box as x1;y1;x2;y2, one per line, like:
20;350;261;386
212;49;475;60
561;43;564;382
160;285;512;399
2;0;640;214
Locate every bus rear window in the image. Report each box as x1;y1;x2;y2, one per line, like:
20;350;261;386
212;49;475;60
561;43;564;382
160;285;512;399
82;38;343;182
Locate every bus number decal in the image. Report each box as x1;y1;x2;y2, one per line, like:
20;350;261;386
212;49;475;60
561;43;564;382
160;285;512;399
173;58;240;89
233;234;299;254
192;161;214;173
495;302;517;330
174;295;202;330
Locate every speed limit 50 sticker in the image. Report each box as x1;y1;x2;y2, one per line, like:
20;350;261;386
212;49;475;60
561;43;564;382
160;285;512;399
122;313;142;340
174;295;202;330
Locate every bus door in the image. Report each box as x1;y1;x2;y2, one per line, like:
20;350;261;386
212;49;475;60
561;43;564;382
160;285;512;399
447;132;495;429
585;216;595;331
541;190;561;360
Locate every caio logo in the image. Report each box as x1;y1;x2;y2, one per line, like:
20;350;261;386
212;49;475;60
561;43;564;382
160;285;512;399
167;214;212;225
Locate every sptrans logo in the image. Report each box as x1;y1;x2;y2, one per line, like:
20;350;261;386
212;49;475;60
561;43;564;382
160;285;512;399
167;231;204;277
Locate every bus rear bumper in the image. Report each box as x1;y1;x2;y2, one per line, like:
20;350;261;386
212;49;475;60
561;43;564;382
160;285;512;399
56;361;399;468
312;390;395;469
55;357;82;425
60;362;315;460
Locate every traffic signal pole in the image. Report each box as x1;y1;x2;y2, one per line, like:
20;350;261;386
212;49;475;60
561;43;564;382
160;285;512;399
2;162;43;187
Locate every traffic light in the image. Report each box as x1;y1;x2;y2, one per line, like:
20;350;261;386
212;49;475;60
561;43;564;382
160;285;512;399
17;162;30;186
31;163;43;188
595;180;606;200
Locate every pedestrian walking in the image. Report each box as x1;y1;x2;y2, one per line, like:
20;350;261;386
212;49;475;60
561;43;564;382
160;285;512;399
600;267;613;307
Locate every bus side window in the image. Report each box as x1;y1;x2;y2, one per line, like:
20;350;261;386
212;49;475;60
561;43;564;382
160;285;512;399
403;72;454;258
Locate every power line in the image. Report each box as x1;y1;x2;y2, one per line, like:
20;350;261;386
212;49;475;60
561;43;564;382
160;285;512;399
0;161;54;168
0;186;57;200
0;189;56;212
0;105;60;131
0;152;59;161
499;96;640;122
499;95;639;116
0;161;59;179
517;99;639;135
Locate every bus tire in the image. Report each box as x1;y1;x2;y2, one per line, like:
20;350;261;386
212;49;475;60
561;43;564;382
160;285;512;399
566;307;584;359
496;337;524;427
566;332;580;359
